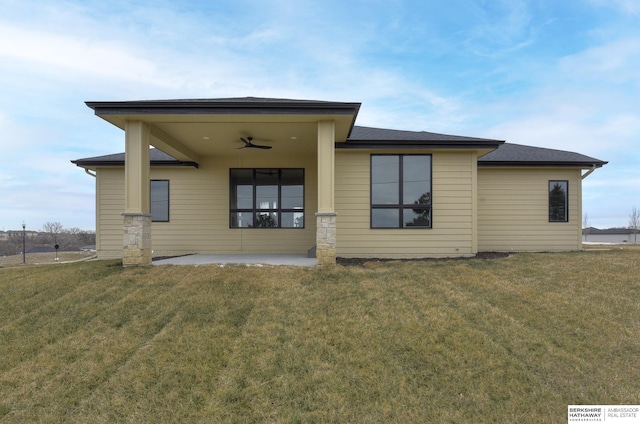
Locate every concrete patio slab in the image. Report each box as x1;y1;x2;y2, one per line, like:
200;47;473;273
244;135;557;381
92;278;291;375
153;254;316;267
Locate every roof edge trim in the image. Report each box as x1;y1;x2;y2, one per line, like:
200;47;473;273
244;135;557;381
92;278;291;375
85;99;362;116
71;159;199;169
478;161;607;168
336;141;503;149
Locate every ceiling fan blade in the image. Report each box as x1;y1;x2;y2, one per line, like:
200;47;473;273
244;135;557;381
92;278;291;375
237;136;271;150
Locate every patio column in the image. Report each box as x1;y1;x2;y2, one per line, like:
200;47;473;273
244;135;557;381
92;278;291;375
122;120;152;267
316;120;337;265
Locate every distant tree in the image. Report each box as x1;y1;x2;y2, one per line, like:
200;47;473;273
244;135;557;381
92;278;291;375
583;213;590;241
629;206;639;243
76;230;96;246
41;222;64;248
5;231;26;255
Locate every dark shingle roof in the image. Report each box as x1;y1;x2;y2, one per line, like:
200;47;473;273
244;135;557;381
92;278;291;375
341;126;504;149
86;97;362;117
71;149;197;168
479;143;607;167
583;227;636;235
72;131;607;169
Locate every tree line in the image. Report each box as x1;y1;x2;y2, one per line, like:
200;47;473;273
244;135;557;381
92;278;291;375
0;222;95;256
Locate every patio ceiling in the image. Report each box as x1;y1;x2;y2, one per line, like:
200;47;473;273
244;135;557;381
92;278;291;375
87;98;361;162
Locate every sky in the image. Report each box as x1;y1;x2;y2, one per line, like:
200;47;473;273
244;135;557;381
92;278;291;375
1;0;638;232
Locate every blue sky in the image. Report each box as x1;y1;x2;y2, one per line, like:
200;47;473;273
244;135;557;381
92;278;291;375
1;0;638;231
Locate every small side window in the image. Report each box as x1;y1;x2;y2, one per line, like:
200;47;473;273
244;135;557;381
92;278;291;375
151;180;169;222
549;180;568;222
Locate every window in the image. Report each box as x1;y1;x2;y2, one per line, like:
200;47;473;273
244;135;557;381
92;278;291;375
371;155;432;228
150;180;169;222
230;169;304;228
549;180;568;222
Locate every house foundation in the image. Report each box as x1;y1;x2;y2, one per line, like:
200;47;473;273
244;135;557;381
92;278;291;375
122;213;152;266
316;212;337;265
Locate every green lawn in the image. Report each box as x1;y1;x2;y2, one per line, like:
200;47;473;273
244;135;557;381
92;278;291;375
0;248;638;423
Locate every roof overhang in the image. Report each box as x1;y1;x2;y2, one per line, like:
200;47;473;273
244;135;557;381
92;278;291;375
336;140;503;150
478;161;607;168
338;126;504;152
86;98;361;162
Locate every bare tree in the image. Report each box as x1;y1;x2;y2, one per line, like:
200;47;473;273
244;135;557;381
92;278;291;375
3;232;24;255
77;230;96;246
41;222;64;247
629;207;639;243
583;213;590;241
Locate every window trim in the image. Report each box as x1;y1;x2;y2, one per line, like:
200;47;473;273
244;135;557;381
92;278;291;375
229;168;305;229
150;179;170;222
370;154;432;229
548;180;569;223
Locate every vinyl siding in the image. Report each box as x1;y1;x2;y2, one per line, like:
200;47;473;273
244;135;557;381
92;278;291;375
335;150;476;258
95;154;317;258
477;167;582;251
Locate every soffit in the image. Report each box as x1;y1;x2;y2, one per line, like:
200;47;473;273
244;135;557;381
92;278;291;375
93;112;356;157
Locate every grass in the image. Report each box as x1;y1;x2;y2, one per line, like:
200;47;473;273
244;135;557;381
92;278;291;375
0;251;95;267
0;247;638;423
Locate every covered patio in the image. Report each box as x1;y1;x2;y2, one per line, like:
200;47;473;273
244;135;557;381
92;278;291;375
84;98;361;266
152;254;316;267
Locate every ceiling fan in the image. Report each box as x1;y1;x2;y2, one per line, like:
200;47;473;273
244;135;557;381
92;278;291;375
238;136;272;150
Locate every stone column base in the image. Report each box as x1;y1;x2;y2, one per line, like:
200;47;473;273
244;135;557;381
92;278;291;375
122;213;152;266
316;212;337;265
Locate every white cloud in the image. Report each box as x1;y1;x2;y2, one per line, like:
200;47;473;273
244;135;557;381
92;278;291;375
0;24;176;88
461;0;536;57
587;0;640;16
558;38;640;86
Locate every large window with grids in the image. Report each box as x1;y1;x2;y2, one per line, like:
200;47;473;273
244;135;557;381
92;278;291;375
371;154;432;228
230;169;304;228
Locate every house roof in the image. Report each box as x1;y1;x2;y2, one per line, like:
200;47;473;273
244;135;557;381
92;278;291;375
71;148;195;168
85;97;363;161
72;137;606;170
337;126;504;149
86;96;362;117
582;227;636;235
75;97;607;169
478;143;607;168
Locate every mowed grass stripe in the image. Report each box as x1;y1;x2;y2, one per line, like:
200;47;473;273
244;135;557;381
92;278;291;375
364;262;556;422
0;261;121;324
68;267;270;422
0;262;177;374
404;252;639;407
0;265;208;421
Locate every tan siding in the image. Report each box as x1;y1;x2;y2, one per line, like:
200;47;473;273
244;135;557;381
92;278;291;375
477;168;582;251
335;150;476;258
95;168;124;259
95;154;317;258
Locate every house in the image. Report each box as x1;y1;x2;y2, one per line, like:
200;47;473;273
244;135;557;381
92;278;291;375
582;227;639;244
72;97;607;266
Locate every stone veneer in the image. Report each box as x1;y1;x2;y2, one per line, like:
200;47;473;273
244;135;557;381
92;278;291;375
315;212;337;265
122;213;152;266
